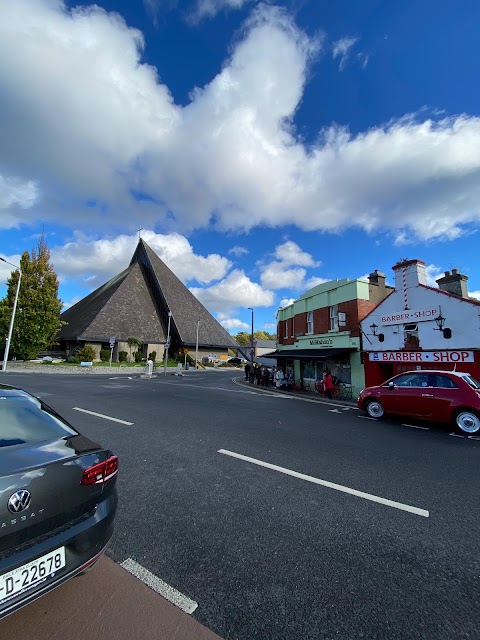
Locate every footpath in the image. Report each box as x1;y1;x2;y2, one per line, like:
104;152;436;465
235;376;357;407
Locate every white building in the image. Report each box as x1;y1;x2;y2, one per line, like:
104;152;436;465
360;259;480;386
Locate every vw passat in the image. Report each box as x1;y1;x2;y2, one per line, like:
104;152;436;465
0;384;118;619
358;370;480;433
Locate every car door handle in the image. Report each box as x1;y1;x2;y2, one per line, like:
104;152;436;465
421;393;434;397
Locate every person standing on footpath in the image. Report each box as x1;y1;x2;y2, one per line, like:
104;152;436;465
323;370;334;399
244;362;251;382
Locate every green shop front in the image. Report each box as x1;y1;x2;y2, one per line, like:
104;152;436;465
273;333;364;398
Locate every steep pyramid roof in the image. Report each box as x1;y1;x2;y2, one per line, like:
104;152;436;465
58;262;165;342
58;239;238;350
132;239;238;348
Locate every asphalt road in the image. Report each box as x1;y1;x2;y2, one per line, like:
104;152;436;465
2;369;480;640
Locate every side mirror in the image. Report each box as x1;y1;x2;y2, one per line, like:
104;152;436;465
388;381;395;389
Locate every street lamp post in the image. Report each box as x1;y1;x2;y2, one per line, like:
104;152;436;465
163;311;172;377
195;320;200;369
248;307;254;363
1;258;22;373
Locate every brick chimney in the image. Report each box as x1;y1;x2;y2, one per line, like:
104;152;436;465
368;269;386;287
392;259;427;289
436;269;469;298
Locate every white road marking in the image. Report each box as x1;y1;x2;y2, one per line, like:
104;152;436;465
218;449;429;518
329;409;342;413
468;436;480;441
72;407;134;425
357;415;377;421
449;433;464;438
120;558;198;614
402;424;429;430
108;376;133;380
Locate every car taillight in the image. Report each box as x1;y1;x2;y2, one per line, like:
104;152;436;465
81;455;119;485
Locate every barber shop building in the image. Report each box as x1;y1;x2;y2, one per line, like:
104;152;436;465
360;260;480;386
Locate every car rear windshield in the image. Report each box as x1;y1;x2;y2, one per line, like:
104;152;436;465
0;396;76;448
461;375;480;390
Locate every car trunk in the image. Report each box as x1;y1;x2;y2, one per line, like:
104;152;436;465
0;435;107;557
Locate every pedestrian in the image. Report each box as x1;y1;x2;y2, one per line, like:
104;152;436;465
323;370;334;399
249;363;255;383
262;366;270;387
244;362;251;381
275;368;284;389
255;364;262;386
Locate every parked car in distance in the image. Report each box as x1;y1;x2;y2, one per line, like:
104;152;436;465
357;370;480;433
0;384;118;619
228;357;247;367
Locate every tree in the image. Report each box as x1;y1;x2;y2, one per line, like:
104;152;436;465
0;235;64;361
126;336;142;361
233;330;277;345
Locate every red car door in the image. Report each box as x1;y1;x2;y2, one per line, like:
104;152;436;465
382;372;433;418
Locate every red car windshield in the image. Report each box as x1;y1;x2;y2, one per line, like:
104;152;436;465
461;374;480;390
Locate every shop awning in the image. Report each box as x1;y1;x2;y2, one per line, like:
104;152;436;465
262;348;355;360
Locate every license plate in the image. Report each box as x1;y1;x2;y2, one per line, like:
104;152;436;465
0;547;66;604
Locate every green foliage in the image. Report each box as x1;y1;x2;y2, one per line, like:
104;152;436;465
134;350;143;362
119;350;128;362
68;355;80;364
99;348;111;362
76;345;97;362
0;235;65;361
148;351;157;362
232;330;276;345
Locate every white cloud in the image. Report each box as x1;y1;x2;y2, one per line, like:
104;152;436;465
304;276;329;289
424;264;443;287
190;269;275;313
260;240;322;290
0;174;39;228
261;262;307;290
274;240;319;267
50;230;232;290
0;254;22;284
229;245;249;257
216;312;250;330
2;2;480;243
278;298;295;308
332;35;358;71
189;0;253;23
470;290;480;300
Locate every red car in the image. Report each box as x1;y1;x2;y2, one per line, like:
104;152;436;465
358;370;480;434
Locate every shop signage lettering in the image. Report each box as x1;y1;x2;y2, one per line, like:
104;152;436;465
309;338;333;347
380;306;440;326
370;351;474;363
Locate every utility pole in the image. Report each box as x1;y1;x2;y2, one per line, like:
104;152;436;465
248;307;254;363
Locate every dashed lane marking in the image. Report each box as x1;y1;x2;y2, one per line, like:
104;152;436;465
357;415;378;421
120;558;198;614
402;424;429;430
72;407;134;425
218;449;430;518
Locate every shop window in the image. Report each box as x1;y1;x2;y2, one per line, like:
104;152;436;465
330;305;339;331
403;323;419;349
285;319;289;338
307;311;314;334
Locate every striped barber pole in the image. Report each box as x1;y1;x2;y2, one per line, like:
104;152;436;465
402;267;409;309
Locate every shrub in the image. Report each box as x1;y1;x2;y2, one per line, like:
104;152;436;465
148;351;157;362
75;345;97;362
68;355;80;364
100;348;110;362
134;351;143;363
119;350;128;362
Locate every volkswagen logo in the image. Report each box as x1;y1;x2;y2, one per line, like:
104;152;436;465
8;490;32;513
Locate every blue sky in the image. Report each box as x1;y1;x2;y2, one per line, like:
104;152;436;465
1;0;480;335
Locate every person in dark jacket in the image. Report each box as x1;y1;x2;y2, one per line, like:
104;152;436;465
244;362;251;381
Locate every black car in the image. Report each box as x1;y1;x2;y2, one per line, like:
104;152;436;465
0;384;118;619
228;358;246;367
